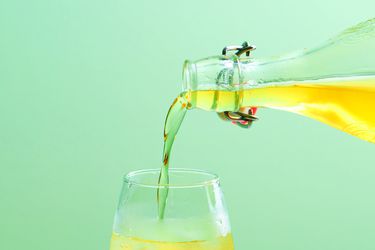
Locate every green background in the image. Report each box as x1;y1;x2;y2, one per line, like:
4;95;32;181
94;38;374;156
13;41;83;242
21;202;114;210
1;0;374;249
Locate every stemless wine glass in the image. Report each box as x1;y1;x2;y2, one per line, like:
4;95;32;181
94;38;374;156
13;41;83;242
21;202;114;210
109;168;234;250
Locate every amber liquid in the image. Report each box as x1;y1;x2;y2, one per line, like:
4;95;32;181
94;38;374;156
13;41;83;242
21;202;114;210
158;76;375;218
190;76;375;142
157;95;188;219
110;233;234;250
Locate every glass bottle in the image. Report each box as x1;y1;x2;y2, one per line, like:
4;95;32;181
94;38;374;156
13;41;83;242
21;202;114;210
181;18;375;143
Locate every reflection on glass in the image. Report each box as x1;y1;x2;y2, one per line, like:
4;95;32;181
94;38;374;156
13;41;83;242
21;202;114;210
110;168;234;250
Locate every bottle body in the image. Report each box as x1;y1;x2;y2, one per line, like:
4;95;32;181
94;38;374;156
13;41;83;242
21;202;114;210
186;76;375;142
182;18;375;142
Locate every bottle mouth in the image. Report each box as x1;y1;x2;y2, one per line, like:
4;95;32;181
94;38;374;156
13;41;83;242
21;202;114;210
182;60;195;92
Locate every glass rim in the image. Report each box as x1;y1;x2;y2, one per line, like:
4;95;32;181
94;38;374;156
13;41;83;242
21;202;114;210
123;168;220;189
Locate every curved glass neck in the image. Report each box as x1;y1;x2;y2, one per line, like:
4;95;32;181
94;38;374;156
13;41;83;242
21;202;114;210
182;18;375;93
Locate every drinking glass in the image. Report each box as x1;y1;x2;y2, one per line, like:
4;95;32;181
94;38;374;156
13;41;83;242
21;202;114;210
109;168;234;250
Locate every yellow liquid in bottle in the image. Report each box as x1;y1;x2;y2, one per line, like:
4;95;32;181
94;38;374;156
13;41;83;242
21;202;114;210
110;233;234;250
189;76;375;143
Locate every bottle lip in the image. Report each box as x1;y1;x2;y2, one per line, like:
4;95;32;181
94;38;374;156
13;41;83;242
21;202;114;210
182;60;194;92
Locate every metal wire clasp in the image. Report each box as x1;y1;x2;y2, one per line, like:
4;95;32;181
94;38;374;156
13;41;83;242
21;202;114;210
218;41;258;128
222;41;256;57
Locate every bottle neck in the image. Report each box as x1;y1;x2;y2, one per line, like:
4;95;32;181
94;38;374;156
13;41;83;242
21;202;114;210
183;19;375;97
183;48;375;94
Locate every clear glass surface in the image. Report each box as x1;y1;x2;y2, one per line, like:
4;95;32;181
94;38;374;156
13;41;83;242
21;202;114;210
182;18;375;94
109;168;234;250
180;19;375;142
